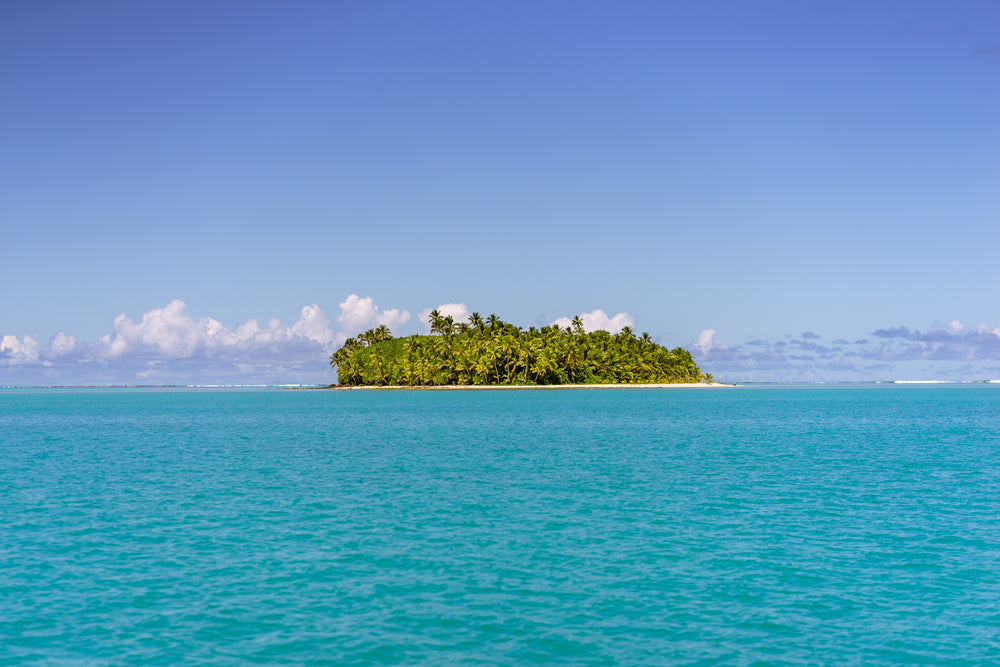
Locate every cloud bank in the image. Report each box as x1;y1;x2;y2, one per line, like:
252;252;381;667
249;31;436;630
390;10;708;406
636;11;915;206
94;300;337;360
693;321;1000;383
0;296;409;386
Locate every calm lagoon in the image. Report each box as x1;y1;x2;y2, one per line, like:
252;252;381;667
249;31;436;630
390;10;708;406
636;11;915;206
2;385;999;664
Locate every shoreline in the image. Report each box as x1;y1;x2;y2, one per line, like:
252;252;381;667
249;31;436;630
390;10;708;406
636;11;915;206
330;382;736;390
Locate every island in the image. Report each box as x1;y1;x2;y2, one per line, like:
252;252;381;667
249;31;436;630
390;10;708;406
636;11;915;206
330;311;715;387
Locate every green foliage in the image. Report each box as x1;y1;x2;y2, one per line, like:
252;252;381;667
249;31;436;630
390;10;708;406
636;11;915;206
330;314;709;386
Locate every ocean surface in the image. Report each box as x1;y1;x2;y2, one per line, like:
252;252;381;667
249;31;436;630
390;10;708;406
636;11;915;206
2;385;999;665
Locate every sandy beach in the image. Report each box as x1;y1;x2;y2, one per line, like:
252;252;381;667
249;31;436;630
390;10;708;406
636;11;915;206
332;383;736;390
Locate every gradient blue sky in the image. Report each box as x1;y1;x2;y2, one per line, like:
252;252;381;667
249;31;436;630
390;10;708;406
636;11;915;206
2;1;998;384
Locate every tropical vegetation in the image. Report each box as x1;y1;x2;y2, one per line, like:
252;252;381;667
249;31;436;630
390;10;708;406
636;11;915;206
330;311;712;386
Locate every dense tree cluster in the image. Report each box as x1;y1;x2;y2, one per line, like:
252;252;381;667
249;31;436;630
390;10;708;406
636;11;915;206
330;311;711;386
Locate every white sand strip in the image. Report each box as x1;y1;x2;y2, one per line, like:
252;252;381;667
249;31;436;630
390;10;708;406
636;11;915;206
332;383;736;390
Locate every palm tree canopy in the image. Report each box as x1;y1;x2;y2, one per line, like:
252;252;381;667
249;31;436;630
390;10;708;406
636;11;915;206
330;314;708;387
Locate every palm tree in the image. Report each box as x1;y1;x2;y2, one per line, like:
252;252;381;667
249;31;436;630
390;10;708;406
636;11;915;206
428;309;443;335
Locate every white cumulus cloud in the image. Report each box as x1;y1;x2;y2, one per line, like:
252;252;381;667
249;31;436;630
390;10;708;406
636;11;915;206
48;331;80;358
101;300;213;358
977;322;1000;337
1;335;39;362
551;309;635;334
94;299;343;362
694;328;726;355
337;295;411;339
290;304;336;346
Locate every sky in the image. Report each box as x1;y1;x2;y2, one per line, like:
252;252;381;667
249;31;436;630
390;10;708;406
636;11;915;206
2;1;998;385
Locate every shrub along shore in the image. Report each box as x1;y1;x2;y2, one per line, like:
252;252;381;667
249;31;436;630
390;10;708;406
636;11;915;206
330;311;713;387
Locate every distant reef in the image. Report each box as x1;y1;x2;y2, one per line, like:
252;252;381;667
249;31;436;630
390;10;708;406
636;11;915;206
330;311;712;387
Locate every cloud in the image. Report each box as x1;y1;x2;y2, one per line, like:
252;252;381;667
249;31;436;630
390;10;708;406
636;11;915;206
337;295;411;339
291;304;336;346
94;300;339;361
859;322;1000;362
551;309;636;334
694;329;725;355
978;323;1000;336
691;329;858;381
102;300;220;358
1;335;39;363
418;302;471;331
873;326;916;340
694;320;1000;383
48;331;80;358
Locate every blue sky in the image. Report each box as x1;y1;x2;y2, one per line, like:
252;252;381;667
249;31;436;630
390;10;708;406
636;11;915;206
2;1;998;384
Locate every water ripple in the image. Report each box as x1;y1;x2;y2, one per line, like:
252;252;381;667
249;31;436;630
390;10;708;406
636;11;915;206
2;386;1000;664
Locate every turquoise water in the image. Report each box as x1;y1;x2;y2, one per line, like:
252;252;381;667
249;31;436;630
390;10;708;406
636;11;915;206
2;385;1000;664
